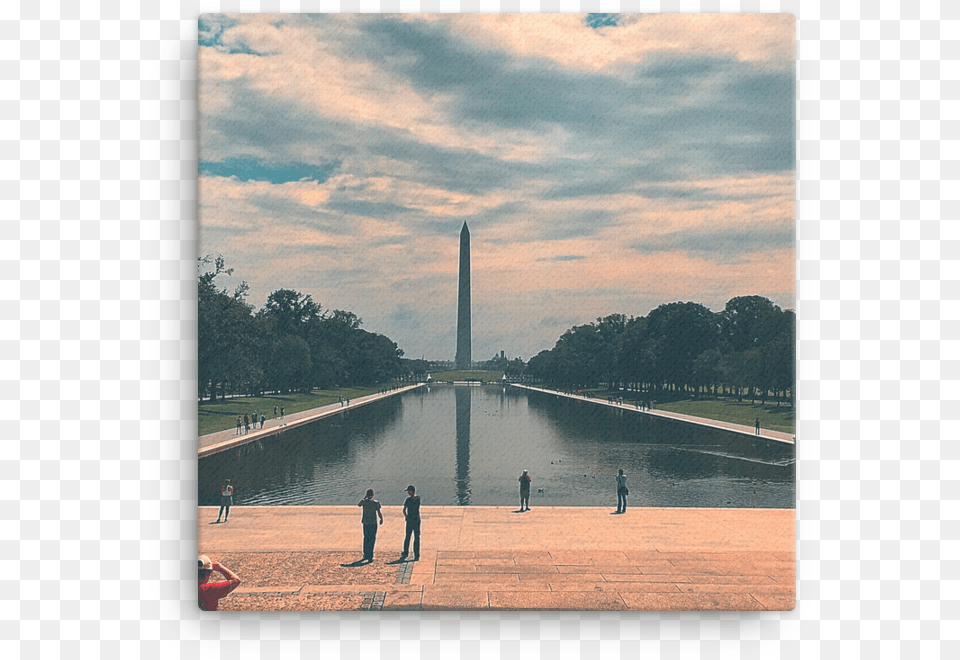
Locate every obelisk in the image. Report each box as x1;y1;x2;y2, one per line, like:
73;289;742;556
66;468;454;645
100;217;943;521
455;222;471;369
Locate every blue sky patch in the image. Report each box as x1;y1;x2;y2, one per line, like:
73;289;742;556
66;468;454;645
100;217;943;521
585;14;620;29
200;157;341;184
199;14;272;55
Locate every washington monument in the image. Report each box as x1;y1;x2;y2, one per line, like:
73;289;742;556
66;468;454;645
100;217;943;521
455;221;471;369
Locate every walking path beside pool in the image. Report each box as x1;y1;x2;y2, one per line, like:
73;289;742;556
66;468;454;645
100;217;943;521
199;505;795;612
512;384;795;445
198;383;425;458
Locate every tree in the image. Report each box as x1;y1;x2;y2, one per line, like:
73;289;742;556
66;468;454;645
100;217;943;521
722;296;783;353
198;255;259;400
692;348;722;397
268;335;312;393
644;302;720;392
259;289;322;338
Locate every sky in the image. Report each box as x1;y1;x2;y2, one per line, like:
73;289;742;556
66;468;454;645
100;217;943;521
198;13;796;362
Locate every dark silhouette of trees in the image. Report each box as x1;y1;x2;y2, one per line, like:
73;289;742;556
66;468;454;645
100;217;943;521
198;257;406;398
525;296;794;404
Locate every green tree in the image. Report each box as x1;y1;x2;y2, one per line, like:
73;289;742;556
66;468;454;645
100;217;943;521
268;335;313;393
198;255;259;400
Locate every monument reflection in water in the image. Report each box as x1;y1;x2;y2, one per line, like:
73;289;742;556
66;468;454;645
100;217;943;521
455;387;471;506
199;386;794;509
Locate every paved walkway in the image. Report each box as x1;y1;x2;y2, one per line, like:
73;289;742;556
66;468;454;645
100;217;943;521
198;384;424;457
512;385;795;444
199;506;795;611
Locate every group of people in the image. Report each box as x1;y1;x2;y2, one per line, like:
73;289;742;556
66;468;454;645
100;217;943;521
517;468;628;514
200;470;632;609
351;485;421;564
234;411;265;435
233;406;287;436
348;469;631;565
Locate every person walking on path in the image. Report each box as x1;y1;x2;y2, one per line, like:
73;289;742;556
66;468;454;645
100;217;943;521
259;413;265;429
616;469;628;513
357;488;383;562
400;485;421;561
198;555;241;611
216;479;234;523
274;405;278;418
518;470;532;512
235;415;242;435
243;413;250;435
280;406;285;420
755;417;761;435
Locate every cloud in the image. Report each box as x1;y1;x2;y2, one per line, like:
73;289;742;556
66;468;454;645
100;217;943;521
197;14;796;360
538;255;586;262
630;224;795;264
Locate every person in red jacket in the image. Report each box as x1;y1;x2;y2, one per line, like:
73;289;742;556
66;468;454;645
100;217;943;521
198;555;241;611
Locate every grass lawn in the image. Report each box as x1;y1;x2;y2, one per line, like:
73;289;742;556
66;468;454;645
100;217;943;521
653;399;795;434
429;370;505;383
198;385;402;436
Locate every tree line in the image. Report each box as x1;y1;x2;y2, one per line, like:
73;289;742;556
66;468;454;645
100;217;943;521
198;256;406;400
525;296;795;405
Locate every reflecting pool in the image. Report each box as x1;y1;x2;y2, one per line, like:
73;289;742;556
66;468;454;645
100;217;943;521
199;385;795;508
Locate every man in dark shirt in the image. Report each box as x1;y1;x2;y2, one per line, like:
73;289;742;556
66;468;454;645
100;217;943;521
518;470;532;512
358;489;383;562
400;485;421;561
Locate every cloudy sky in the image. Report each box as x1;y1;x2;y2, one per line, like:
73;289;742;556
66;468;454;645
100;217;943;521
198;13;795;362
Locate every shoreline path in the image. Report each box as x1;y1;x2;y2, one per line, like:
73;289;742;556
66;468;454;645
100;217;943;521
198;383;425;458
511;384;795;445
199;505;795;612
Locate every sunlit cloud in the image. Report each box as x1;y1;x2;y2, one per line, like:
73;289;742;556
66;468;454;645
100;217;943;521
198;13;795;360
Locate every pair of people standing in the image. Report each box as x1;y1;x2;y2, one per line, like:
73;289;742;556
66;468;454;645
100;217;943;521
353;485;421;563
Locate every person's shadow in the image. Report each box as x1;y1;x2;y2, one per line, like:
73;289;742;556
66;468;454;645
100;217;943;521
339;559;372;567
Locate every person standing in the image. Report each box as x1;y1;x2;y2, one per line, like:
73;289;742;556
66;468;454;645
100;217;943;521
400;484;421;561
357;488;383;562
274;405;278;418
616;469;628;513
243;413;250;434
235;415;242;435
198;555;241;611
280;406;285;419
755;417;761;435
518;470;532;512
260;413;265;429
216;479;234;523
